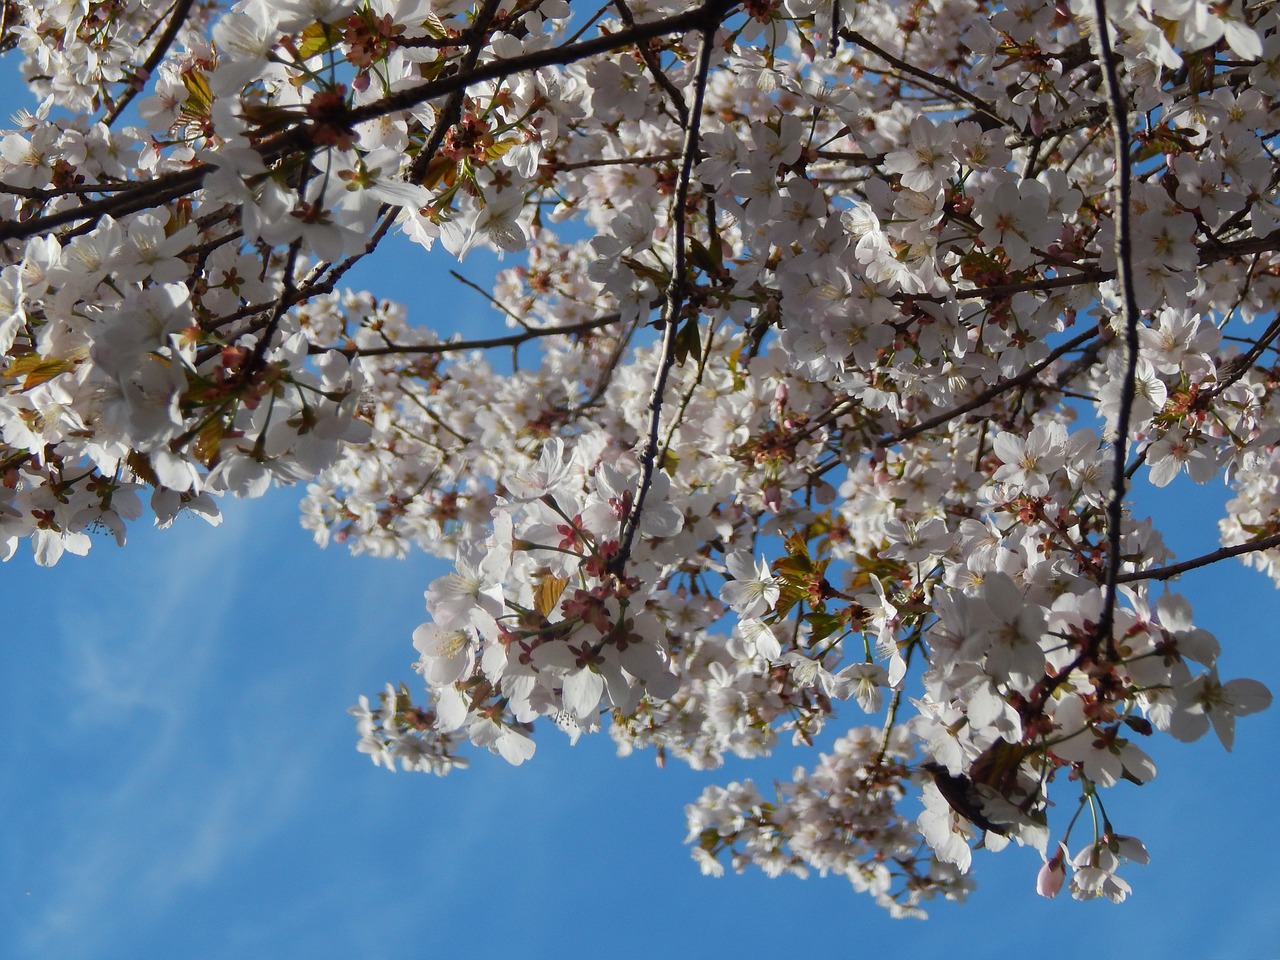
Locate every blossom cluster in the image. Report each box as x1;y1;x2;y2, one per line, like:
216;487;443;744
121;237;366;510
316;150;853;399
2;0;1278;914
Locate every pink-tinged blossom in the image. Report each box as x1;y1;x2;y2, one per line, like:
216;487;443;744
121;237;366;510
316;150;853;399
1138;309;1219;377
507;438;575;502
439;189;529;261
1174;0;1263;59
413;623;476;686
838;662;890;713
1155;592;1220;666
991;423;1066;497
736;617;783;662
467;714;536;766
1145;428;1219;487
883;117;958;192
974;179;1056;268
1158;668;1272;750
972;573;1047;694
209;8;282;95
719;551;780;618
1051;694;1158;788
881;517;951;564
423;545;506;638
1069;835;1147;903
1098;356;1168;438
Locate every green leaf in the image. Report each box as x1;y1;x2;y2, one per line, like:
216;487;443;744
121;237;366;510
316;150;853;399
421;13;448;38
661;449;679;477
672;317;701;366
194;418;224;467
620;257;668;288
804;611;841;643
181;69;213;117
773;582;805;620
297;22;337;59
534;573;569;618
3;353;78;390
485;138;519;162
420;155;457;192
125;451;159;488
688;237;718;274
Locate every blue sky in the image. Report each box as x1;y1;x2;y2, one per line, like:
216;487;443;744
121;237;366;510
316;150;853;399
3;55;1280;960
3;477;1279;959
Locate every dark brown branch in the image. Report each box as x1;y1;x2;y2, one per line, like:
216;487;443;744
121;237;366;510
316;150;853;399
243;233;305;378
343;4;734;129
911;228;1280;306
1091;0;1141;657
314;314;622;357
1116;532;1280;583
877;328;1100;446
296;212;399;306
542;153;680;172
613;0;689;126
837;28;1007;131
616;7;719;566
405;0;502;185
1201;228;1280;262
1203;312;1280;402
814;149;886;164
0;179;137;199
0;165;211;241
944;270;1111;302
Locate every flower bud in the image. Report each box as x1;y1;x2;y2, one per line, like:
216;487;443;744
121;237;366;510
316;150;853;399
1036;852;1066;899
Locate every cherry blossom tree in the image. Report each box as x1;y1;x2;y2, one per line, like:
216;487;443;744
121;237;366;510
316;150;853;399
3;0;1278;916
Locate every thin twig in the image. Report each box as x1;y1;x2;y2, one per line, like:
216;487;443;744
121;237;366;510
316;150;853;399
449;269;529;328
838;29;1007;130
1116;532;1280;583
613;0;689;126
1203;312;1280;402
314;314;622;357
103;0;197;127
873;690;902;769
877;328;1100;446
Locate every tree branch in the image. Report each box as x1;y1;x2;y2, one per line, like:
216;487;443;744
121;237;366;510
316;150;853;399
837;28;1007;131
877;328;1100;447
102;0;198;127
344;5;734;129
1091;0;1142;657
1116;532;1280;583
616;9;718;567
314;314;623;357
613;0;689;126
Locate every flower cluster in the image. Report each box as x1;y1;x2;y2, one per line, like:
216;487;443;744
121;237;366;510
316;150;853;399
2;0;1278;915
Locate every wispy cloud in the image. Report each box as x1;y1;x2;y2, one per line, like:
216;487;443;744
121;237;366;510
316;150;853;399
17;496;322;958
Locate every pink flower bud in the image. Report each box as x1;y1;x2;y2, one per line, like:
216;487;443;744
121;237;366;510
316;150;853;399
1036;853;1066;899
